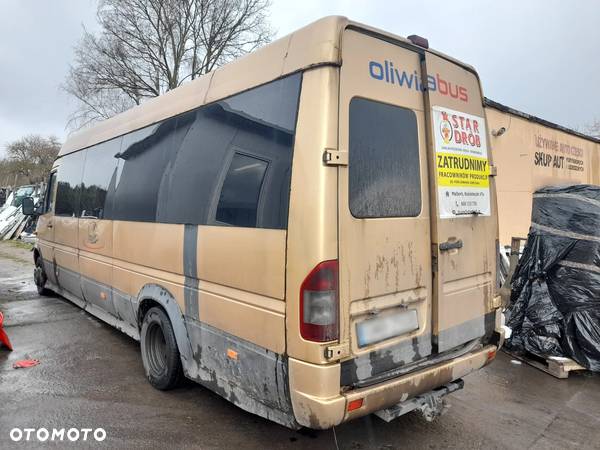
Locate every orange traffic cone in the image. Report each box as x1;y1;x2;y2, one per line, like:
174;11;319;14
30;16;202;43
0;311;12;351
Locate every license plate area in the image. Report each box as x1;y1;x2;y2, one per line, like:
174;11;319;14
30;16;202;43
356;308;419;348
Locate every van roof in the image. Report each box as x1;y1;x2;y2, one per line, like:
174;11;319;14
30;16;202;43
58;16;477;157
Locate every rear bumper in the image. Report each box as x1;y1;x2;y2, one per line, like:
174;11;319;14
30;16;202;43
342;344;496;422
289;343;499;429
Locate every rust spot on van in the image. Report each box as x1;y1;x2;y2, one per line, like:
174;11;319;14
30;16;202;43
374;255;385;281
391;249;400;290
407;242;415;275
405;363;454;394
414;264;423;287
364;263;371;298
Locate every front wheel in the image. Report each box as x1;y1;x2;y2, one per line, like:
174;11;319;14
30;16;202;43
140;307;183;390
33;257;51;296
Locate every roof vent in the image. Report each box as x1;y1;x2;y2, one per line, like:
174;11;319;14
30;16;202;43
407;35;429;49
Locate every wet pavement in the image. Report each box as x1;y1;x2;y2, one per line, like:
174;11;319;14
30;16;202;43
0;241;599;449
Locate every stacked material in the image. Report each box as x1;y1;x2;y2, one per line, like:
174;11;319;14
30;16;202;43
0;185;41;240
505;185;600;371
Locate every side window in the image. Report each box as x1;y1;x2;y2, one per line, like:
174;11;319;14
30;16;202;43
349;98;421;218
80;138;121;219
88;73;301;228
160;73;301;229
111;117;186;222
216;153;268;227
55;151;86;217
45;172;57;213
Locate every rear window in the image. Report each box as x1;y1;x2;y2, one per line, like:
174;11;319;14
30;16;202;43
349;98;421;218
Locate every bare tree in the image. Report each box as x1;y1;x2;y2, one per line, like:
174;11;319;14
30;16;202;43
1;135;60;185
64;0;273;130
582;118;600;139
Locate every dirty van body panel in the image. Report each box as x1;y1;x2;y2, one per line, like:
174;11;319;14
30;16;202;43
337;29;433;384
36;171;57;286
37;68;304;428
34;16;502;430
53;217;82;299
423;52;497;352
79;218;117;317
337;29;498;387
184;318;298;428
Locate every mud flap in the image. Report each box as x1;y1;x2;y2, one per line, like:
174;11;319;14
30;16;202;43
373;379;464;423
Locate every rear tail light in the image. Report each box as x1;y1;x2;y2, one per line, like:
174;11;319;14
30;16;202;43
300;260;339;342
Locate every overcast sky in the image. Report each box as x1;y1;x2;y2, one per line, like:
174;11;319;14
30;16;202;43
1;0;599;156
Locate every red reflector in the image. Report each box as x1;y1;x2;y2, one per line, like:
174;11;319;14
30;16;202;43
347;398;363;412
487;349;496;361
300;260;339;342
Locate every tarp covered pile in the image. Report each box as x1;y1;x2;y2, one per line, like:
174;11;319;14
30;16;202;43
505;185;600;371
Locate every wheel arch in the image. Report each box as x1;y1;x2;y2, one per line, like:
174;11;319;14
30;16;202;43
136;284;194;371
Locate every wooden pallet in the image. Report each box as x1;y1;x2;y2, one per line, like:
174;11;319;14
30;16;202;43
503;349;586;379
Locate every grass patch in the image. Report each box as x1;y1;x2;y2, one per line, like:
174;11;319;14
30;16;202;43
0;240;34;264
7;240;34;251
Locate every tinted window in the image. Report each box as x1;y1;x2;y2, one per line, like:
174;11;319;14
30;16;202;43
111;117;187;222
80;138;120;219
71;73;301;228
55;151;85;217
45;172;57;213
349;98;421;218
156;73;301;228
216;153;268;227
154;108;234;225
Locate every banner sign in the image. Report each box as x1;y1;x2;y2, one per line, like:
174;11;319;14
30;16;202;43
432;106;491;218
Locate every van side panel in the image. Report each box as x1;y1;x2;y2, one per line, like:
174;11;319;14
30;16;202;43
53;216;81;299
285;67;340;364
45;73;303;428
36;173;57;285
78;219;116;317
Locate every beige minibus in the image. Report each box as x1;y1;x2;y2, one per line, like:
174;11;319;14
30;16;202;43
25;16;505;429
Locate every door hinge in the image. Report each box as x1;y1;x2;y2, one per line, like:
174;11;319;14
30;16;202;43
489;165;497;177
325;342;349;360
323;148;348;166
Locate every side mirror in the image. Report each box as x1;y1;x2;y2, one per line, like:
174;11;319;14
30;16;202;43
21;197;37;216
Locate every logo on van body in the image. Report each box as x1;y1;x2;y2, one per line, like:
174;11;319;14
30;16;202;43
368;60;468;102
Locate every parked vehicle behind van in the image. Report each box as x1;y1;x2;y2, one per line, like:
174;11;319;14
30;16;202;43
26;16;505;429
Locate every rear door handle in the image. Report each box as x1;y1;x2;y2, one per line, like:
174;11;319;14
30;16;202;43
439;239;463;251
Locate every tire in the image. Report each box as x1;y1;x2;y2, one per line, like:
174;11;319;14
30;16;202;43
140;306;183;390
33;257;51;296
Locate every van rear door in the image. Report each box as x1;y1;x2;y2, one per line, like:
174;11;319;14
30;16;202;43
337;30;496;386
423;52;497;352
337;30;433;386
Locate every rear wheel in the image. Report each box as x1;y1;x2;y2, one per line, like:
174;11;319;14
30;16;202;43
140;307;183;390
33;257;51;296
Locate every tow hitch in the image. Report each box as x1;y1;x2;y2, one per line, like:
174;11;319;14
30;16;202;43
373;379;464;423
